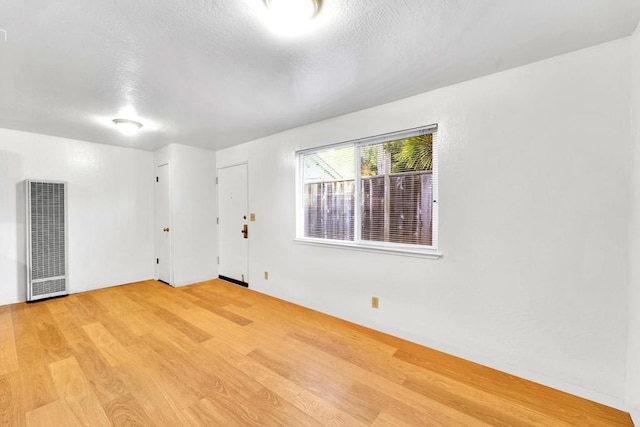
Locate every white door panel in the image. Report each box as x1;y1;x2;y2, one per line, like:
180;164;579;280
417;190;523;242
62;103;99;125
218;164;249;286
156;163;172;285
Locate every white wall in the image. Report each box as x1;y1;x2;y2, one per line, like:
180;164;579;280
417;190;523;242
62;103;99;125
627;24;640;424
154;144;217;286
217;38;631;408
0;128;154;305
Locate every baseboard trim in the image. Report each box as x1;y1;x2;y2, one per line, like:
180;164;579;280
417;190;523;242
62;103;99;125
631;408;639;425
171;277;218;288
26;293;68;303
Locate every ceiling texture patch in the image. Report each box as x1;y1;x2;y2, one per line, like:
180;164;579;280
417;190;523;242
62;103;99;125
0;0;639;151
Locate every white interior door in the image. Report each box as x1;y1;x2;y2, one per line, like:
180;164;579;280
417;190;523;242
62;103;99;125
156;163;172;285
218;164;249;286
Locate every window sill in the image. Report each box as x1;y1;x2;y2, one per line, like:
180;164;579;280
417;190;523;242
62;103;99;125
294;238;443;259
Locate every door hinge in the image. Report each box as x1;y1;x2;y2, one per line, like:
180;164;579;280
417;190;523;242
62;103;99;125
216;217;219;224
156;176;159;182
156;258;159;264
217;256;220;265
215;177;218;184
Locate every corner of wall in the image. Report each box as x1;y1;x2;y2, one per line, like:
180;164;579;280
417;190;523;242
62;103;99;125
627;20;640;422
153;142;217;287
153;144;171;166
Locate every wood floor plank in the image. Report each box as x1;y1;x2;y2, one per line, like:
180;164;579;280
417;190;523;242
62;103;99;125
192;396;265;426
25;400;83;427
126;341;203;409
88;290;146;318
49;309;93;351
113;364;191;426
247;347;357;415
371;410;418;427
75;294;108;316
244;337;485;426
82;322;130;367
137;290;196;315
0;373;24;427
402;376;545;427
291;323;567;426
195;385;269;426
119;289;165;313
11;305;58;412
35;318;73;363
326;382;387;424
291;320;570;426
180;308;257;354
0;279;632;426
181;284;253;309
49;356;111;426
190;298;254;326
290;329;408;384
252;386;324;426
0;314;20;375
213;345;366;426
0;310;14;332
394;347;629;426
383;397;492;427
152;307;213;343
93;311;144;347
44;297;71;315
70;340;129;404
103;393;154;427
186;397;232;426
63;296;98;326
140;331;266;402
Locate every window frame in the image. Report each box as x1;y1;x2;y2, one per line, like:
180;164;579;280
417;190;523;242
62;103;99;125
295;125;441;259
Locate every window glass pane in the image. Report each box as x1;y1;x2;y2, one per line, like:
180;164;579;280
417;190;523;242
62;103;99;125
303;145;355;240
360;134;433;245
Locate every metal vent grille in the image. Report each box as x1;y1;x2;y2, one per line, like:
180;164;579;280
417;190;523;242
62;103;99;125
27;180;68;301
32;278;67;296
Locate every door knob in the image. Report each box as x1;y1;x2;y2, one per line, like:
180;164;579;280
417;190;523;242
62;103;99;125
163;227;170;232
241;224;248;239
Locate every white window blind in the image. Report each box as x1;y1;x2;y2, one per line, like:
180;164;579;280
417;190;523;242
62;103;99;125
298;125;438;252
302;145;355;241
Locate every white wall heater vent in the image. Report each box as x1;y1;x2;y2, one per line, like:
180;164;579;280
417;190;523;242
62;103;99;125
26;180;68;301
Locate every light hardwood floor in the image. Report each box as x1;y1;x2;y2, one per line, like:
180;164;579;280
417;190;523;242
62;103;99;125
0;279;632;426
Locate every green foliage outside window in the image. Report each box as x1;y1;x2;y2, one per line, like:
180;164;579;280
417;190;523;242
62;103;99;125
360;133;433;176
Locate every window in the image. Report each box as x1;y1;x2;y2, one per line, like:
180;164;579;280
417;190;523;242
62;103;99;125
297;125;438;255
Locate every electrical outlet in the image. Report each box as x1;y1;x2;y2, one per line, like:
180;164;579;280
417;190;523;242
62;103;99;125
371;296;379;309
264;271;269;280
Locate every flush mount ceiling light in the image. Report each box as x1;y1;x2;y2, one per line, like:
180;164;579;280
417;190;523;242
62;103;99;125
264;0;320;19
264;0;321;36
112;118;143;136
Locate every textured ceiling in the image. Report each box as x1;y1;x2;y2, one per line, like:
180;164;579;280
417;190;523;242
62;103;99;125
0;0;639;151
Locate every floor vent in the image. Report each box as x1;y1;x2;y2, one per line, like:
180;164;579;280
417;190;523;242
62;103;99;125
26;180;68;301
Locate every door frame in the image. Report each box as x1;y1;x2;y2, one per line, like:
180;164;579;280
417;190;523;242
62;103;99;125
217;161;250;286
155;162;174;287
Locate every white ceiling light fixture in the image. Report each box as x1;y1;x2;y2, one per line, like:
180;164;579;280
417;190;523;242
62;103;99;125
264;0;321;36
112;118;143;136
265;0;320;19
